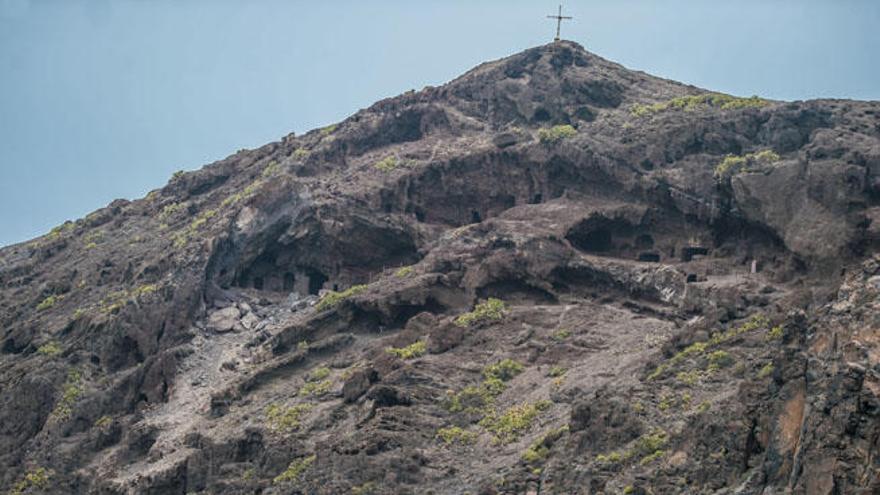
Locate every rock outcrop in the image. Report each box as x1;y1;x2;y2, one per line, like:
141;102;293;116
1;41;878;494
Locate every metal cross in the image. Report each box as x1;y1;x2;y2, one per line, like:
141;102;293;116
547;5;572;42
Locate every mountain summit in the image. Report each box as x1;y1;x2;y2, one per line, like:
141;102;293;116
1;42;879;494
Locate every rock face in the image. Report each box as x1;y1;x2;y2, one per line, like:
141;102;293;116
0;41;879;494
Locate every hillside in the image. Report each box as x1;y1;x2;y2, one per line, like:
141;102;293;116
1;41;879;494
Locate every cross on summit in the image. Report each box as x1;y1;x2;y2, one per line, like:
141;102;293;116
547;5;572;42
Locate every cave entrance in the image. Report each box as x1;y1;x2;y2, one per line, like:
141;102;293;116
638;252;661;263
682;246;709;262
283;273;296;291
574;228;612;252
307;270;328;295
635;234;655;250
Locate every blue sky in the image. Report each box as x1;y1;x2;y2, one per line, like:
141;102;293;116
1;0;878;247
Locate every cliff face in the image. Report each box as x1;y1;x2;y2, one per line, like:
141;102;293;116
1;41;878;494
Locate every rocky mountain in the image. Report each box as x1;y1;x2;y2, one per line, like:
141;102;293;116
1;41;879;494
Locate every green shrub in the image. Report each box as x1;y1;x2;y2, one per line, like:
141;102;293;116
351;481;378;495
292;148;310;161
631;93;769;117
274;454;316;484
159;202;185;221
172;170;185;180
676;369;702;386
436;426;478;445
315;284;368;312
714;150;780;179
521;425;568;465
538;124;577;144
766;325;784;341
52;369;83;420
100;284;159;314
266;403;313;431
8;468;51;495
483;359;524;381
594;429;668;466
548;366;567;378
552;328;571;341
374;156;398;172
395;266;414;278
308;367;331;382
758;362;775;378
48;222;74;240
707;350;734;371
300;379;333;397
37;341;62;357
648;314;770;380
319;124;338;136
386;340;426;360
262;160;281;177
454;298;505;327
95;415;113;428
479;400;552;444
37;295;59;311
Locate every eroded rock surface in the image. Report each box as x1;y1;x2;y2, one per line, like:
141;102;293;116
1;41;878;494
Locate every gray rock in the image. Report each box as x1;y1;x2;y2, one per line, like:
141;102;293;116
207;306;241;333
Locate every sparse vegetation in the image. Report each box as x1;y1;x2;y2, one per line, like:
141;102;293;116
479;400;552;444
297;340;310;351
262;160;281;177
351;481;377;495
548;366;567;378
8;467;51;495
454;298;505;328
48;222;74;240
273;454;316;484
436;426;478;445
266;403;313;431
759;362;775;378
595;429;668;466
447;359;524;413
37;341;62;357
552;328;571;341
521;425;568;465
714;149;781;179
159;202;185;221
315;284;368;312
395;266;414;278
631;93;769;117
172;170;185;180
300;379;333;397
292;148;310;161
676;369;703;386
386;340;426;360
538;124;577;144
308;367;331;382
52;369;83;420
37;295;60;311
648;314;770;380
766;325;784;341
320;124;338;136
374;156;399;172
483;359;524;381
101;284;159;314
707;350;734;371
